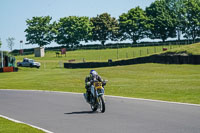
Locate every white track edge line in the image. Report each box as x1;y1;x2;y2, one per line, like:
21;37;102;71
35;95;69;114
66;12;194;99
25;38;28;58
0;114;53;133
106;95;200;107
1;89;200;107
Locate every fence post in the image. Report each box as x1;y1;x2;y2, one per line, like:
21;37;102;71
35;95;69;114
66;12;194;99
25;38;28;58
117;48;119;59
44;62;46;69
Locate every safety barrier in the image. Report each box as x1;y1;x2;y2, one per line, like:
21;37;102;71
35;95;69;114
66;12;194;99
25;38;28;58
64;55;200;68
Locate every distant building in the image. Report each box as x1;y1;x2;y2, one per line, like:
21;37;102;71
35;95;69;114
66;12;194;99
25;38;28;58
34;47;45;57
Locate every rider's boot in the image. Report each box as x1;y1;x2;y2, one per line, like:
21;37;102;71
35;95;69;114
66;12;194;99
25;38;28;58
84;92;90;103
87;93;91;103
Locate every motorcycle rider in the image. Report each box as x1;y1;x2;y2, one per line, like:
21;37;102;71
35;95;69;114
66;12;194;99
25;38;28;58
84;70;104;103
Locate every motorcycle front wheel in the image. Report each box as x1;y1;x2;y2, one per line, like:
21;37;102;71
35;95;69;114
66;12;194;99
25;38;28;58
99;95;105;113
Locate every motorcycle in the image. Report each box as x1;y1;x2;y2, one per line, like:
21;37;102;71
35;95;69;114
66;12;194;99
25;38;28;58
84;80;107;113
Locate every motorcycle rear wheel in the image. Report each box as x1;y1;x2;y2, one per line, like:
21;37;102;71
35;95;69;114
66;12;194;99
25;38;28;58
91;104;98;112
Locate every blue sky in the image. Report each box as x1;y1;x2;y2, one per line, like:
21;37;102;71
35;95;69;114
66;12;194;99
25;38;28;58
0;0;155;51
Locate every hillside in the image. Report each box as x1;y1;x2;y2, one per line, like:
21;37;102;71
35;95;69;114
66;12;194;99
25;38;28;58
163;43;200;55
14;44;181;63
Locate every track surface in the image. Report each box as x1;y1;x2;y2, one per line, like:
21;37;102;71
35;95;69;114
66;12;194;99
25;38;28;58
0;90;200;133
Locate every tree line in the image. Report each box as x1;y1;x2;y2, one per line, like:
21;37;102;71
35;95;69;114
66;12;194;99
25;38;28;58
25;0;200;47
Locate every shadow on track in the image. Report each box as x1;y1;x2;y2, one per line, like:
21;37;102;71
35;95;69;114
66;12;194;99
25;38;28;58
64;111;98;115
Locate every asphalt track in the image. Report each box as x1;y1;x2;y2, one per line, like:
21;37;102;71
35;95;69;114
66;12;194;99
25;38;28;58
0;90;200;133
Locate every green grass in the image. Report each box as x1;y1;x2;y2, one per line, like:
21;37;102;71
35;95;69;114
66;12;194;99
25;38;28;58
0;117;44;133
165;43;200;55
0;63;200;104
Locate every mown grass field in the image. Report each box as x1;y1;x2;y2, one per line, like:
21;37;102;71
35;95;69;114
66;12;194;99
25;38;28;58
0;117;44;133
0;63;200;104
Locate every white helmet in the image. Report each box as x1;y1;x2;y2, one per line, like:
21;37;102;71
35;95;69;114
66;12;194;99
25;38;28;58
90;70;98;76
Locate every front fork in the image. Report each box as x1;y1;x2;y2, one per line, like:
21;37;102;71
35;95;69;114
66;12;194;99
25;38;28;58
91;85;105;104
91;85;105;97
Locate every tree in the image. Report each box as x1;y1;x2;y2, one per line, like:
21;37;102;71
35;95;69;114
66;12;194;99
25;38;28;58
146;0;177;42
55;16;93;47
181;0;200;41
90;13;119;45
6;37;15;51
25;16;54;47
0;38;2;48
166;0;185;41
119;7;151;44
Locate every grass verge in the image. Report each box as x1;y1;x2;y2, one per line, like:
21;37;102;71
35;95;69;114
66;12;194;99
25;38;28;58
0;117;45;133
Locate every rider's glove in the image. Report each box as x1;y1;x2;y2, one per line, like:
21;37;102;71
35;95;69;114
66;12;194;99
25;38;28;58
86;82;91;86
102;81;106;86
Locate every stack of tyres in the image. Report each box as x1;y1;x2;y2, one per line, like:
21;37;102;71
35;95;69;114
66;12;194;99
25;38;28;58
3;67;14;72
